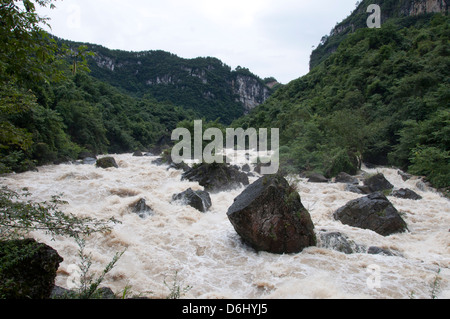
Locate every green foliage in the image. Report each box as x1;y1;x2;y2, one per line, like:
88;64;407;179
0;186;119;241
58;39;274;125
237;13;449;188
60;237;125;299
164;270;192;299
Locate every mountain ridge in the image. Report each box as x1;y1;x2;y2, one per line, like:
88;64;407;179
58;38;278;124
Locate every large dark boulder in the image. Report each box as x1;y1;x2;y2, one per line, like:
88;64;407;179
96;157;119;169
182;163;249;193
0;239;63;299
333;192;408;236
172;188;212;213
363;173;394;193
227;175;316;254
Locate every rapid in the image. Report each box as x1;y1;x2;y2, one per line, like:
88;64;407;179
1;153;449;299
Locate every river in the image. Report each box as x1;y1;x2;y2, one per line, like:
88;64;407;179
1;153;448;299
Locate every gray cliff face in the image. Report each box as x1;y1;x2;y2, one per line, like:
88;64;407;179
404;0;448;16
332;0;448;38
232;75;271;113
91;51;273;113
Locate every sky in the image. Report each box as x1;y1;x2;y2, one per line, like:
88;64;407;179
37;0;359;84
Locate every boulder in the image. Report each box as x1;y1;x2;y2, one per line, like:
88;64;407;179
318;231;364;254
345;184;371;195
391;188;422;200
96;157;118;169
172;188;212;213
335;172;359;185
363;173;394;193
306;172;328;183
152;152;190;172
333;192;408;236
0;239;63;299
182;163;249;193
132;150;143;157
367;246;397;257
227;175;316;254
130;198;154;218
397;170;412;181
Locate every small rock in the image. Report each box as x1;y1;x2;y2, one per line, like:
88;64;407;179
130;198;154;218
335;172;359;185
363;173;394;193
96;157;118;169
345;184;371;195
391;188;422;200
307;172;328;183
172;188;212;213
367;246;397;257
397;170;412;181
318;231;364;254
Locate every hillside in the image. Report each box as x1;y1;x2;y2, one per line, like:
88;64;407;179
234;4;449;191
310;0;448;69
60;40;277;124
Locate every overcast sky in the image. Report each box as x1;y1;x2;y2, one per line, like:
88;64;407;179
38;0;359;84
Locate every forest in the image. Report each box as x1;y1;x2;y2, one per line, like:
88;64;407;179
233;11;449;190
0;0;196;173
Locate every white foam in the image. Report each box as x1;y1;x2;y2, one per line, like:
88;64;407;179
1;154;448;299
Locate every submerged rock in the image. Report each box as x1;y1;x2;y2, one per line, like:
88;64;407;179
367;246;398;257
333;192;408;236
391;188;422;200
130;198;154;218
172;188;212;213
227;175;316;254
318;231;365;254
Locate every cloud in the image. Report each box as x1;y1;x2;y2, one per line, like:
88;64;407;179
38;0;358;83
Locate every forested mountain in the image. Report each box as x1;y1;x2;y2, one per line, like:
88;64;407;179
0;0;276;173
59;39;278;123
310;0;448;69
234;0;449;191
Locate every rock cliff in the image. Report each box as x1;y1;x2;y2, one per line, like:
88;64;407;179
310;0;449;69
66;42;276;122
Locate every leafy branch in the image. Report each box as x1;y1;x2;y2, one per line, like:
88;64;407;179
0;186;120;241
